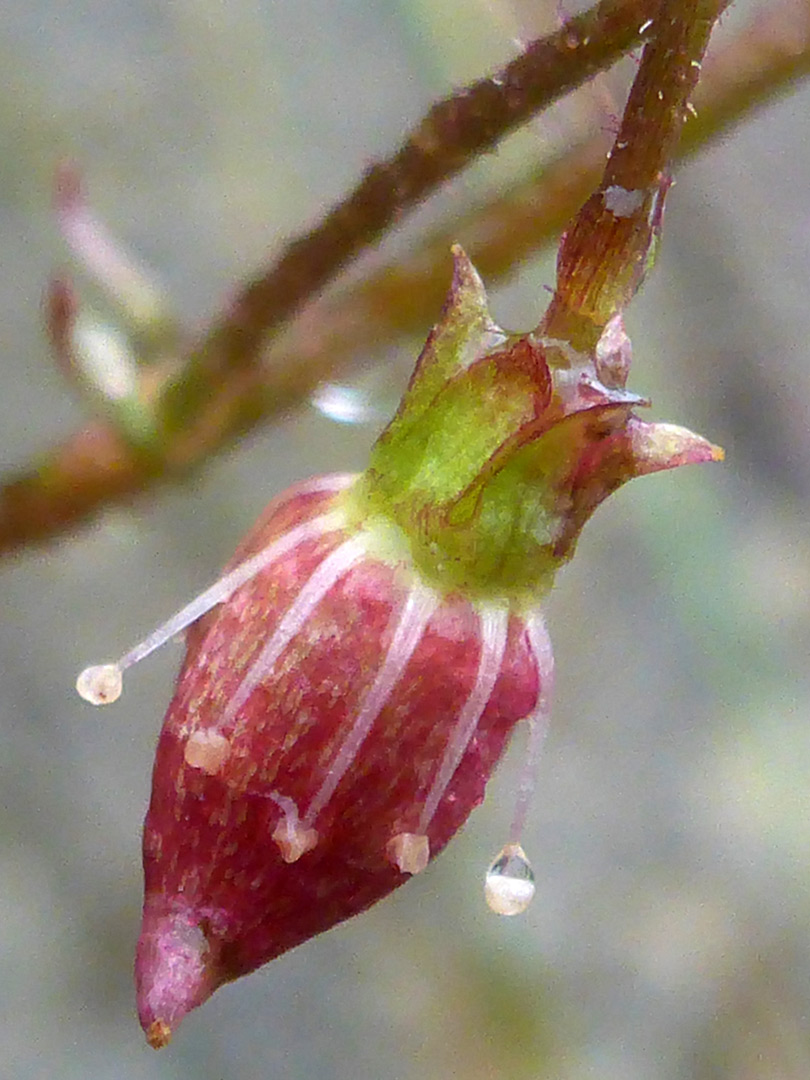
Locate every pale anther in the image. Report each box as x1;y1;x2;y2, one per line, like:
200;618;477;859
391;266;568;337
386;832;430;875
183;730;231;774
268;791;319;863
272;819;319;864
76;663;123;705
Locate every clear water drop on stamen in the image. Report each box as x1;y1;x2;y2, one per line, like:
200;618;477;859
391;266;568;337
484;842;535;916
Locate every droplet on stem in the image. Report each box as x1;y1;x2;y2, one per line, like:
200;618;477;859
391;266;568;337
311;382;382;426
484;842;535;916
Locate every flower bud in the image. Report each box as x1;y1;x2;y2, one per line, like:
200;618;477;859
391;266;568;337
77;248;721;1047
135;474;550;1046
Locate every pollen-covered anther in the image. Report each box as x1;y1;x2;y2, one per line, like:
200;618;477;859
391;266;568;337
386;832;430;875
75;662;123;705
183;730;231;774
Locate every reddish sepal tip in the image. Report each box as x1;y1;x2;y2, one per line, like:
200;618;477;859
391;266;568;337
146;1019;172;1050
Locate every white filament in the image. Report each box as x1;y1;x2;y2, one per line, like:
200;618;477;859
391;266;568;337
483;611;552;917
118;510;346;673
75;473;357;706
220;534;368;728
303;581;438;828
417;604;509;833
508;611;555;844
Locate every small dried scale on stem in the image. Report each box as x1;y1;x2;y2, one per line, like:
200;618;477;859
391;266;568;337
542;0;722;349
75;0;725;1047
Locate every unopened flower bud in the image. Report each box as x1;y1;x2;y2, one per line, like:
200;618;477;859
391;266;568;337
77;248;721;1047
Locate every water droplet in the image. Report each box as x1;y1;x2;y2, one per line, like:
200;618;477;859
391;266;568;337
311;383;380;426
76;662;123;705
484;843;535;916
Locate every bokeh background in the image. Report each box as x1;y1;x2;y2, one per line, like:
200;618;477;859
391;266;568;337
2;2;809;1078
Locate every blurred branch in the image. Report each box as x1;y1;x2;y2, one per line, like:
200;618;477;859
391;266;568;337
155;0;671;451
1;0;807;555
275;0;810;371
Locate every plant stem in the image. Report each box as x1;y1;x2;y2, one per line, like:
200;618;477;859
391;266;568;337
541;0;725;351
155;0;679;444
270;0;810;372
1;0;808;555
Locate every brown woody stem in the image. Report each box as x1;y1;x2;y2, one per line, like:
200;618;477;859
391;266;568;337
155;0;671;444
542;0;724;351
2;0;809;555
273;0;810;373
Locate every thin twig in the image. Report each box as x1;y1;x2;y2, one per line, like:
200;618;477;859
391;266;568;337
2;0;808;555
157;0;667;441
272;0;810;370
541;0;725;348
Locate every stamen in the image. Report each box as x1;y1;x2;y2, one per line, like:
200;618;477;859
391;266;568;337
183;730;231;775
119;510;345;672
75;663;123;705
484;611;554;917
508;612;554;844
417;604;510;836
304;581;437;830
386;832;430;875
220;535;368;728
268;792;319;863
75;485;354;706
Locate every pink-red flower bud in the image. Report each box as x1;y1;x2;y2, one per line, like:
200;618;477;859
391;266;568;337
76;248;721;1048
134;476;550;1046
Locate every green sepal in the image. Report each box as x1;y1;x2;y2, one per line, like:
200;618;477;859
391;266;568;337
345;248;721;604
